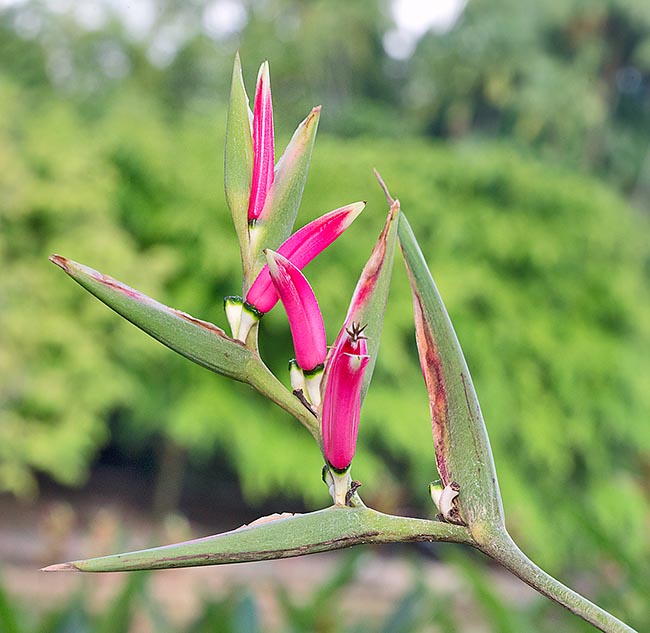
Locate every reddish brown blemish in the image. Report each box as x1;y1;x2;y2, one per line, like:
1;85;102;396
49;254;71;273
99;279;230;338
51;254;235;341
99;275;143;300
172;309;230;338
413;292;450;485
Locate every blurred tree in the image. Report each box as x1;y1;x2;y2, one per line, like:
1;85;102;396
0;80;174;496
407;0;650;190
2;0;649;191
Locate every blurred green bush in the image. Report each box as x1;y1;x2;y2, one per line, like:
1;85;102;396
1;77;648;606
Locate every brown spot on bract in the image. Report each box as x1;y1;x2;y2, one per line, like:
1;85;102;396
100;276;142;299
413;293;450;485
172;310;228;336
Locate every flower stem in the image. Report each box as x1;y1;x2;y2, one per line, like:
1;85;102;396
477;529;637;633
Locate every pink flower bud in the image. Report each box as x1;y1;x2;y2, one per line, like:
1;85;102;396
321;323;370;471
245;202;365;313
265;250;327;372
248;61;275;223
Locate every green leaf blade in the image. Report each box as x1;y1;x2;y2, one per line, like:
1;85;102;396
49;255;255;382
398;214;504;531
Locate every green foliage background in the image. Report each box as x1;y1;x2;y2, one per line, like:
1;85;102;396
4;77;650;554
1;0;650;629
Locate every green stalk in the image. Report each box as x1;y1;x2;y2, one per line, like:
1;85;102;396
477;529;637;633
246;357;321;441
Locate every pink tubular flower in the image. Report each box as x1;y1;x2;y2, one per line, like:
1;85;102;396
265;250;327;372
248;61;274;223
245;202;365;314
321;323;370;471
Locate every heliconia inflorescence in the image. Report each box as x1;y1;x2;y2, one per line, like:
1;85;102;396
220;54;398;505
46;57;636;633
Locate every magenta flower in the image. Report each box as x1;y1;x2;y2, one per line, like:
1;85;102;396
265;250;327;373
321;322;370;471
246;202;365;313
248;61;274;224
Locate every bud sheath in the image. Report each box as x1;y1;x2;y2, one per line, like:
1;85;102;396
321;329;369;471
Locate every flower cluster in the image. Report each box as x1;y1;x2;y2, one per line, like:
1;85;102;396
224;57;398;504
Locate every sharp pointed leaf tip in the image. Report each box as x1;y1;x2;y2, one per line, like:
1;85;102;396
245;202;366;314
37;507;469;572
350;199;399;310
265;250;327;372
373;169;395;205
49;253;70;272
41;562;79;572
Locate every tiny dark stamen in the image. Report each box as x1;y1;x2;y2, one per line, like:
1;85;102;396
345;322;369;343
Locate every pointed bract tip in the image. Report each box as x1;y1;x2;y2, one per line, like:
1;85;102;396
303;106;322;125
49;254;70;272
264;248;281;275
232;51;244;77
263;247;276;260
41;562;80;572
257;59;270;79
373;169;394;205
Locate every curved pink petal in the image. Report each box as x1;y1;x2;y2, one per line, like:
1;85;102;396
265;250;327;372
246;202;365;313
248;61;275;222
321;332;369;470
